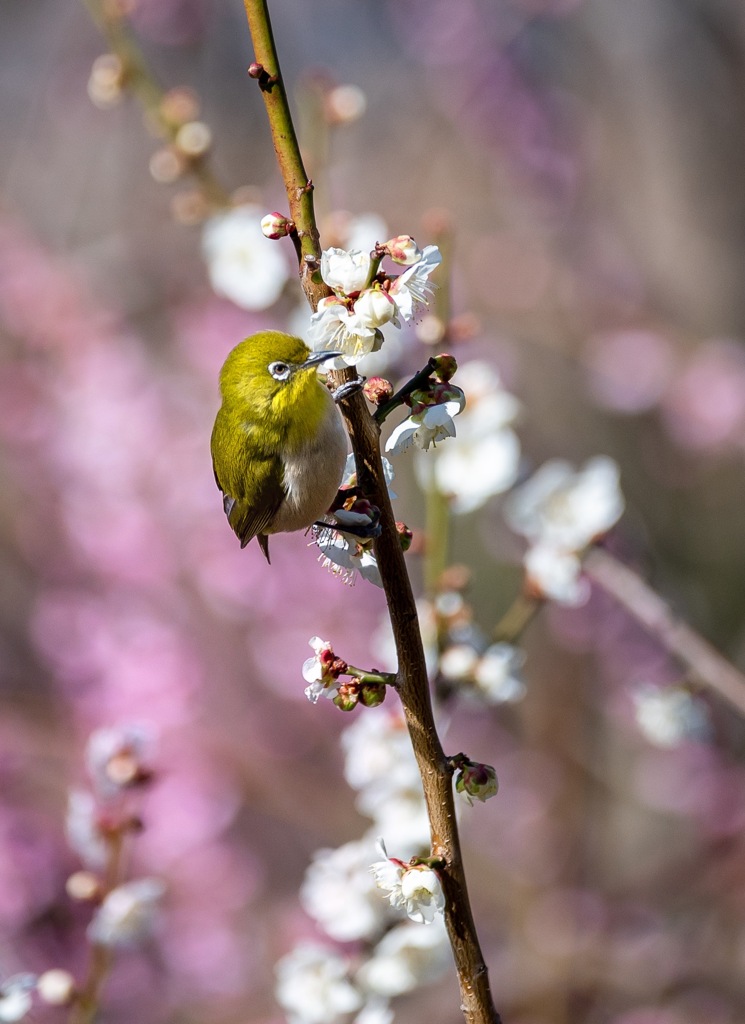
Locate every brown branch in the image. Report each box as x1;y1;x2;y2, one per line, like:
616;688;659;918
585;547;745;717
243;0;329;310
241;2;501;1021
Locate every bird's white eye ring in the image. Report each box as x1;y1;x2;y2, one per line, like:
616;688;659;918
268;361;291;381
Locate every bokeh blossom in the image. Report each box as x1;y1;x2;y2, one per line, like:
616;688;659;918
87;878;165;947
202;205;290;309
504;456;624;605
0;976;36;1023
632;686;709;748
275;944;363;1024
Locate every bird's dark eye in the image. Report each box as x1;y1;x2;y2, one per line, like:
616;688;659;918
268;361;291;381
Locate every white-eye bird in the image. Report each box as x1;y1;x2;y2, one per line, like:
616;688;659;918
211;331;348;562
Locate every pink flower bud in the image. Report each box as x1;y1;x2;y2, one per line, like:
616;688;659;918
431;353;458;382
363;376;394;405
385;234;422;266
261;212;295;239
248;63;264;79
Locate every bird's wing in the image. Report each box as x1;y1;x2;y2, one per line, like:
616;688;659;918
213;453;286;552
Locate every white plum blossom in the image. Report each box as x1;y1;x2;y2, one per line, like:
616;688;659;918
353;288;399;329
300;838;397;942
302;636;343;704
202;205;289;309
370;840;445;924
524;543;590;606
275;943;363;1024
321;247;373;295
633;685;709;748
315;530;382;587
308;243;441;365
385;390;466;455
419;361;521;514
389;245;442;321
87;878;165;947
356;918;451;997
0;975;36;1023
308;297;381;367
473;643;527;704
504;456;624;552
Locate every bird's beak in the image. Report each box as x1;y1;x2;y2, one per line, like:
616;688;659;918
300;351;343;370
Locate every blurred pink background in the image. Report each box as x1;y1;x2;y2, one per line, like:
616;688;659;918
2;0;745;1022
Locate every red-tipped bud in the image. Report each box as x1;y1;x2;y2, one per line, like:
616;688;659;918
363;377;394;405
333;682;360;712
431;353;458;382
396;521;413;552
248;63;264;79
359;682;387;707
385;234;421;266
261;212;295;239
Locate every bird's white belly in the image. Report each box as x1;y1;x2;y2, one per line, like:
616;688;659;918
271;405;348;534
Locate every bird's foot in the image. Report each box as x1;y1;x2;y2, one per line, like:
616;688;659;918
314;504;382;540
332;377;365;403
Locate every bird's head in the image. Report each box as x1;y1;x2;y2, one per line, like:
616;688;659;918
219;331;340;415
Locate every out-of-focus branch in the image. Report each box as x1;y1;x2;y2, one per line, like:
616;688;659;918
82;0;230;208
241;3;501;1021
68;830;124;1024
585;547;745;717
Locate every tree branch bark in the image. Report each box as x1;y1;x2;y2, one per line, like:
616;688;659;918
242;2;501;1020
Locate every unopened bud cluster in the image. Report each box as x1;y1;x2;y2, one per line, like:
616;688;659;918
302;637;391;711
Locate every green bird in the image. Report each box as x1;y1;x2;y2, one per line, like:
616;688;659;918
211;331;348;562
